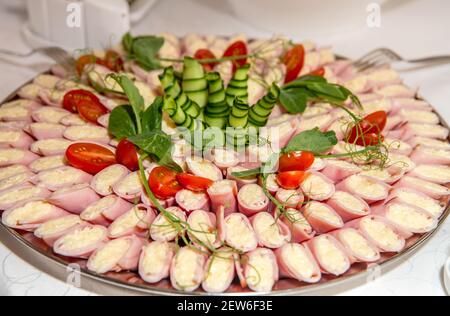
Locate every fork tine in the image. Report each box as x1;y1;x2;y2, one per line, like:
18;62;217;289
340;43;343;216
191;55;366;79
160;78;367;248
357;55;392;73
353;48;385;67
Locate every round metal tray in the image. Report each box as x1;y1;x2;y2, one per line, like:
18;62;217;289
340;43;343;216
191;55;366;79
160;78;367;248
0;74;449;296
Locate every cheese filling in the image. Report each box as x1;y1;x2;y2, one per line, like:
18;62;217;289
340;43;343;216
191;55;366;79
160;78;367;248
187;158;221;181
239;184;266;208
245;250;275;291
360;168;397;182
388;154;415;172
409;123;448;138
81;196;117;221
188;211;217;247
38;167;84;187
0;149;25;163
305;202;342;226
60;114;88;126
64;126;109;141
0;106;29;120
300;114;332;131
150;208;184;240
0;186;44;205
0;172;31;191
410;137;450;150
384;138;412;153
395;190;443;217
327;159;361;172
361;217;402;250
418;147;450;161
403;176;449;195
284;209;312;232
32;139;72;153
177;190;207;207
57;226;105;250
94;165;127;194
109;207;147;237
34;215;82;237
347;175;386;198
301;174;333;200
283;244;315;279
315;236;348;272
114;172;141;195
141;242;173;276
0;165;29;180
33;107;68;123
276;189;302;207
172;248;203;290
89;238;130;271
0;130;21;143
203;250;234;289
399;109;439;124
29;156;66;172
386;204;434;231
253;213;287;246
413;165;450;183
225;215;256;251
332;191;367;214
340;229;377;259
4;201;54;226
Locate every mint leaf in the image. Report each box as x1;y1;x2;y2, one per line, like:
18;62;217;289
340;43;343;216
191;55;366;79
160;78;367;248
122;33;134;54
305;83;348;101
108;105;136;139
142;97;163;132
279;88;308;113
284;128;338;154
132;36;164;71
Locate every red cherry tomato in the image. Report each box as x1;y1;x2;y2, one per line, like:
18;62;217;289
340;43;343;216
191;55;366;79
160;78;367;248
283;44;305;84
62;89;100;113
276;171;309;190
308;67;326;77
66;143;116;175
223;41;248;72
176;173;214;192
116;139;139;171
348;111;387;146
354;133;385;147
77;99;108;124
194;49;217;72
75;55;99;76
103;50;124;72
279;151;315;172
149;167;182;199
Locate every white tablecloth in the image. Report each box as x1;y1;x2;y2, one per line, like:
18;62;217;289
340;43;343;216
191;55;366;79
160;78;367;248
0;0;449;296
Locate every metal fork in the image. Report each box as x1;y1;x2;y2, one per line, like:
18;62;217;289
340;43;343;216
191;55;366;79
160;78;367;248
0;46;75;74
351;47;450;72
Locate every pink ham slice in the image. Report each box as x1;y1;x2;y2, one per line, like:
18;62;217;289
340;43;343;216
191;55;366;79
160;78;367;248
32;107;70;124
139;241;177;284
170;246;207;292
53;225;109;259
0;149;39;167
34;215;87;246
201;247;236;293
60;114;88;126
0;185;51;210
300;172;335;201
409;164;450;184
259;174;280;195
327;191;371;222
346;215;406;253
387;187;445;219
237;184;269;216
108;204;156;239
187;210;219;249
49;184;100;214
210;148;240;170
222;213;258;253
279;208;315;243
227;166;258;189
0;105;33;122
303;201;344;234
207;180;238;216
275;243;321;283
28;123;66;140
306;234;351;276
336;174;390;203
141;193;175;209
391;98;432;113
359;167;405;184
0;129;34;149
150;207;186;242
321;159;361;183
29;155;66;173
2;200;69;232
250;212;291;249
0;171;34;194
394;175;450;199
63;125;110;144
398;108;439;125
384;138;412;156
376;85;416;98
113;171;143;201
32;166;93;191
87;234;145;274
80;195;133;226
401;123;449;140
408;137;450;151
186;157;223;181
331;228;380;263
0;165;30;181
91;164;130;196
241;248;279;293
410;146;450;165
176;189;210;213
275;189;304;209
30;138;73;156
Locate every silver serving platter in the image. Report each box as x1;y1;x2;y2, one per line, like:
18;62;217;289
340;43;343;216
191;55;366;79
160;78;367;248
0;72;449;296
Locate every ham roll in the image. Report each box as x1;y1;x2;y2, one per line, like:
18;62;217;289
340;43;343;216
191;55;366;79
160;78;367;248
398;109;439;125
170;246;207;292
187;210;219;249
279;208;315;243
186;157;223;181
227;166;258;189
303;201;344;234
275;189;304;209
30;138;73;156
387;187;445;218
0;185;51;210
346;215;405;253
275;243;321;283
63;125;110;144
150;207;186;242
0;129;34;149
87;235;145;274
402;123;449;140
410;147;450;165
327;191;371;222
408;136;450;151
241;248;279;292
176;190;210;213
207;180;238;216
409;164;450;184
32;107;70;124
300;172;335;201
391;98;431;112
394;176;450;199
360;166;404;184
331;228;380;263
113;171;143;201
91;164;129;196
2;200;68;231
250;212;291;249
49;184;100;214
321;159;361;183
0;149;39;167
53;225;109;259
60;114;88;126
108;205;155;239
29;155;66;173
306;234;350;276
222;213;258;253
33;166;93;191
387;153;416;173
1;99;40;111
0;104;32;122
211;148;240;170
0;165;29;181
28;122;66;140
337;174;390;203
34;215;86;246
202;247;236;293
237;184;269;216
260;174;280;195
297;114;333;133
0;171;34;193
139;241;177;284
81;195;133;226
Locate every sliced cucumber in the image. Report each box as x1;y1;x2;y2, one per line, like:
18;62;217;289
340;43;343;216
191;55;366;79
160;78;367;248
182;57;208;108
226;64;250;107
228;97;249;128
204;72;229;129
163;96;202;131
248;84;281;127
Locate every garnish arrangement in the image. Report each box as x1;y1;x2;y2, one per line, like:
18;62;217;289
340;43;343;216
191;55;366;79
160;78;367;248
0;32;448;294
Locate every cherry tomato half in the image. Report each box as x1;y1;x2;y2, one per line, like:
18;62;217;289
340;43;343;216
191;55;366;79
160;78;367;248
279;151;315;172
66;143;116;175
276;171;309;190
149;167;182;199
116;139;139;171
176;173;214;192
283;44;305;84
77;99;108;124
62;89;100;113
75;55;99;76
348;111;387;146
194;49;217;72
103;50;124;72
223;41;248;73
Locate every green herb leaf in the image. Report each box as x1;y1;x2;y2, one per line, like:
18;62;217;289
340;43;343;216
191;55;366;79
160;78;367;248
142;97;163;133
132;36;164;71
283;75;327;89
122;33;134;54
284;128;338;154
108;105;137;139
279;88;308;113
231;168;262;179
305;83;348;101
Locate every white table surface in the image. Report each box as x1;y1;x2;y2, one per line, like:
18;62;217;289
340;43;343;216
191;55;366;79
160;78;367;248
0;0;449;296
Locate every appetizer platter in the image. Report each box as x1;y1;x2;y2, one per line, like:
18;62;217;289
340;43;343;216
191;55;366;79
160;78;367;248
0;32;449;295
